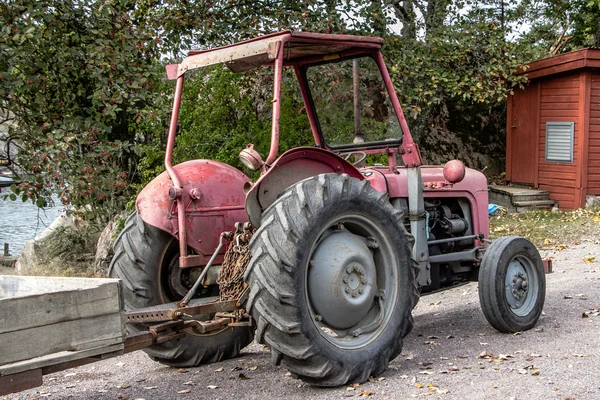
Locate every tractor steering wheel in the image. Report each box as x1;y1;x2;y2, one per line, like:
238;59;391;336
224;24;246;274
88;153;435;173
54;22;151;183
341;151;367;166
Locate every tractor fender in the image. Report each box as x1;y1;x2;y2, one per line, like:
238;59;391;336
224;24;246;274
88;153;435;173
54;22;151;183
245;147;363;227
136;159;251;257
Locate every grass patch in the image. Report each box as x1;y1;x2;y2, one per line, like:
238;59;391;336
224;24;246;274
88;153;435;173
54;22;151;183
19;224;102;278
490;206;600;249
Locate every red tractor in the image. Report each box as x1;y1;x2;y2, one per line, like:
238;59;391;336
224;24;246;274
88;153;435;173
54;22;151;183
109;31;546;386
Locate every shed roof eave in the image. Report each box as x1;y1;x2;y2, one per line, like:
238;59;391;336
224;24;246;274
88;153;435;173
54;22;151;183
519;48;600;80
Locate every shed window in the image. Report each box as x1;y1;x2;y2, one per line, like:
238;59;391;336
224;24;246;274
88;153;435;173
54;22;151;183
545;122;574;163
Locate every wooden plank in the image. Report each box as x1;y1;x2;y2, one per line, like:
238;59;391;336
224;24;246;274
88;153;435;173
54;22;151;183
538;178;577;189
541;87;580;96
540;95;579;103
576;71;591;209
0;369;42;396
538;171;577;180
541;102;579;110
541;80;580;90
534;81;541;187
540;110;579;118
0;312;124;365
506;93;513;182
0;277;121;334
538;163;577;173
0;344;123;376
527;60;587;80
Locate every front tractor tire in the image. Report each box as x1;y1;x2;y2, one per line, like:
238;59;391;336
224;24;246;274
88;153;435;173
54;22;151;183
108;212;254;367
244;174;419;386
478;236;546;333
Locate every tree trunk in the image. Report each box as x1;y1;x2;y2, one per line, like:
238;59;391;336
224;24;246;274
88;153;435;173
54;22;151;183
425;0;451;38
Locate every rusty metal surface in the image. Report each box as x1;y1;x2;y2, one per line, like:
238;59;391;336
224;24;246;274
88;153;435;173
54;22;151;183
123;331;155;354
124;299;240;324
136;160;250;262
217;223;254;301
245;147;363;227
178;31;384;78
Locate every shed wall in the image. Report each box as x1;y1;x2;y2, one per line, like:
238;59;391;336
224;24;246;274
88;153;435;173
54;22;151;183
589;72;600;195
537;73;581;209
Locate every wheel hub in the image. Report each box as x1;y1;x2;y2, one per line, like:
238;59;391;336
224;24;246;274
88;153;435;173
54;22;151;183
308;231;377;329
506;261;530;308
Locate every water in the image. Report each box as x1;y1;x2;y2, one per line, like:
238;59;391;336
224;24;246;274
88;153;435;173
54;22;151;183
0;188;63;256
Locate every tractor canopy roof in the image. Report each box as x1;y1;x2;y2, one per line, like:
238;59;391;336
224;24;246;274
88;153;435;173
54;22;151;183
167;31;384;79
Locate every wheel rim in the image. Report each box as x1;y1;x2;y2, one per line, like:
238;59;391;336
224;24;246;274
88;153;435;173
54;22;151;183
305;213;398;349
504;255;539;316
158;239;228;337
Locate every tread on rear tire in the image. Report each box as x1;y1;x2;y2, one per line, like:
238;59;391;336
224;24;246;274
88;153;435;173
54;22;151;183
108;212;254;367
244;173;419;386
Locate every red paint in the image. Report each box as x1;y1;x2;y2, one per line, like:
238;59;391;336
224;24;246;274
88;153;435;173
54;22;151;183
373;51;422;168
136;160;250;265
245;147;362;226
443;160;466;183
363;165;490;239
266;39;285;166
508;50;600;209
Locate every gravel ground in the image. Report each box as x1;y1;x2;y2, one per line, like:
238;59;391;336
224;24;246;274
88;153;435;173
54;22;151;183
5;240;600;400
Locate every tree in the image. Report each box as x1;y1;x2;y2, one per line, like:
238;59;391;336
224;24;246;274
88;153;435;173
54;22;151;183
0;0;163;218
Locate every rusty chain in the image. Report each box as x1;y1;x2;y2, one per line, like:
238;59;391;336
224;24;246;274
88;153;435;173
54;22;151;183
217;222;255;301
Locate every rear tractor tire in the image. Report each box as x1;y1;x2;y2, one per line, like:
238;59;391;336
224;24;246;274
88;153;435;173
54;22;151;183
108;212;254;367
244;173;419;386
478;236;546;333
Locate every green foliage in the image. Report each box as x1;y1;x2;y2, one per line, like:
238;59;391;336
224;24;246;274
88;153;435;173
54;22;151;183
137;66;313;181
0;0;165;221
3;0;599;225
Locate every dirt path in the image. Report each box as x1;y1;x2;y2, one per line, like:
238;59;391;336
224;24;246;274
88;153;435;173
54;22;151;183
5;240;600;400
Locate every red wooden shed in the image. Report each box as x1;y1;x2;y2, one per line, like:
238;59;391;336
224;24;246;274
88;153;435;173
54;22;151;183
506;49;600;209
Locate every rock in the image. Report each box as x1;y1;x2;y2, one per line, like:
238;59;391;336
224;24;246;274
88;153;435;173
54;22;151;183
16;215;75;275
585;195;599;209
94;214;125;276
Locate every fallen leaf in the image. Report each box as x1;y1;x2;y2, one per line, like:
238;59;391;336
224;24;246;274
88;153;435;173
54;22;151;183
248;366;258;371
404;353;414;360
446;335;454;339
518;369;527;375
531;370;540;376
564;295;573;299
177;368;188;373
215;367;224;372
144;386;157;390
183;381;194;386
360;390;373;397
64;373;76;377
65;384;76;389
231;366;242;371
177;389;191;394
436;388;450;394
415;383;423;389
238;373;250;380
119;385;130;389
583;256;596;263
448;366;459;372
347;387;356;392
207;385;218;389
427;336;439;339
377;377;385;381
